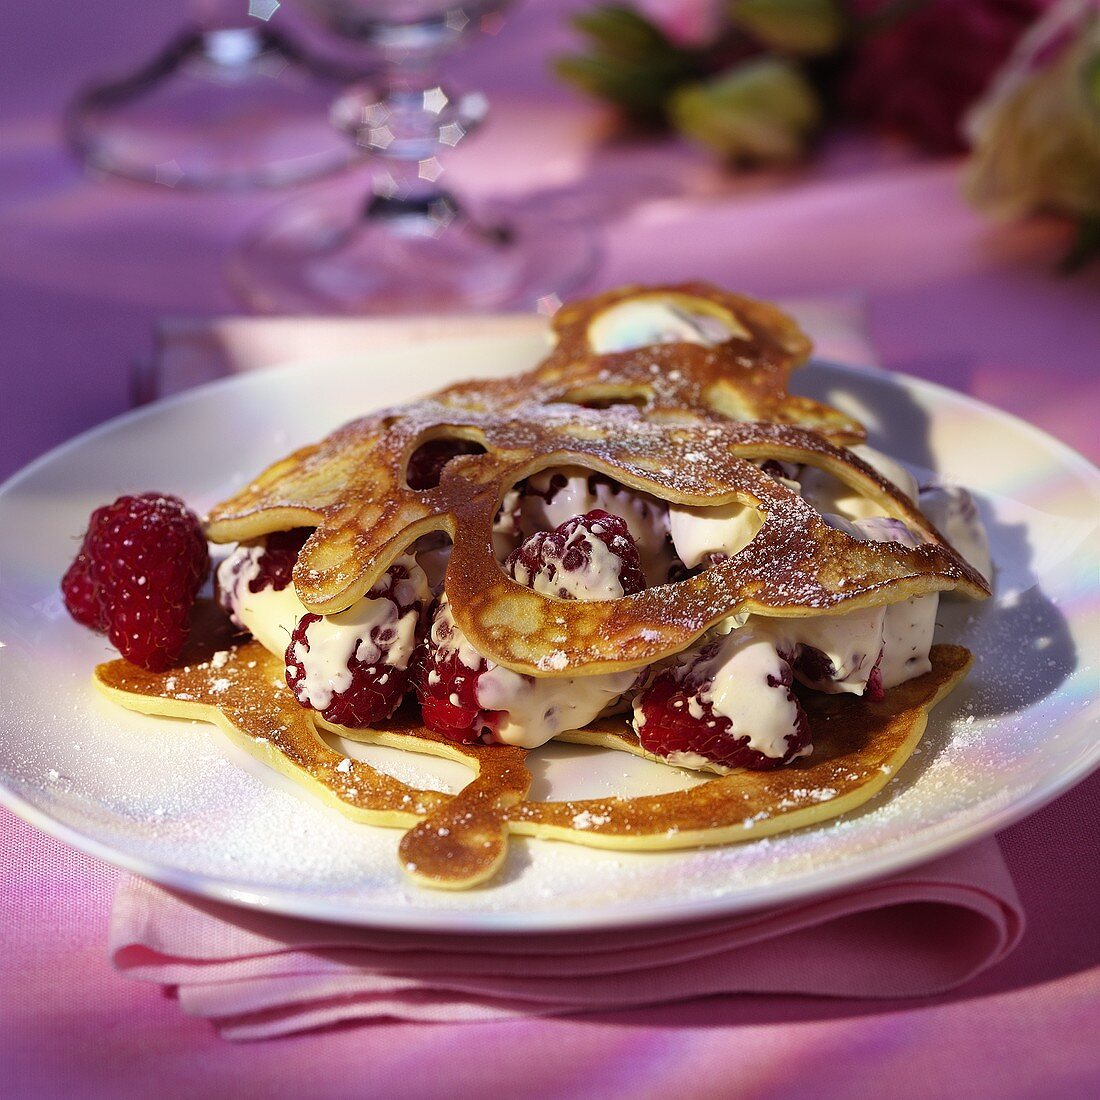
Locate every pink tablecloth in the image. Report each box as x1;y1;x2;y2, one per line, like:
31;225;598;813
1;1;1098;1096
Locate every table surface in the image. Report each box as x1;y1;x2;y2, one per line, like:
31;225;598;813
1;2;1098;1096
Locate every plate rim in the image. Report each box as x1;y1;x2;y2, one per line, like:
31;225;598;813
2;352;1098;932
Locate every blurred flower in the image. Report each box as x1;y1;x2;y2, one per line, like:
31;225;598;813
844;0;1050;153
730;0;846;55
670;57;822;163
555;6;699;120
964;0;1100;268
634;0;724;46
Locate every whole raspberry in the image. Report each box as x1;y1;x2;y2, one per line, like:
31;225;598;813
285;556;429;728
506;509;646;599
633;634;811;770
61;552;106;630
62;493;209;671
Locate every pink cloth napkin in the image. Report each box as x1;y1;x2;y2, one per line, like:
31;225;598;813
111;839;1023;1041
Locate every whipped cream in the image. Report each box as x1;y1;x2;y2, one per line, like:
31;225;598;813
758;606;887;696
798;443;919;521
217;545;307;657
668;499;762;568
587;297;749;354
757;514;938;694
918;484;993;583
477;662;636;749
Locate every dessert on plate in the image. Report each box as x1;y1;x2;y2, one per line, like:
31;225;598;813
67;283;993;888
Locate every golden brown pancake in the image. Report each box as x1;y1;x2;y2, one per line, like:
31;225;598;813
96;285;988;889
95;623;970;889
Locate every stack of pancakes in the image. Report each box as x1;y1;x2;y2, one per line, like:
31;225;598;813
98;284;988;888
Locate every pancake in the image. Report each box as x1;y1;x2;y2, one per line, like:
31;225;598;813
94;284;988;889
95;611;970;889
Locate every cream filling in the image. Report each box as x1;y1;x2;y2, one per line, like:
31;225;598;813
477;662;637;750
798;443;919;521
918;484;993;583
220;545;427;711
668;500;763;568
217;547;308;658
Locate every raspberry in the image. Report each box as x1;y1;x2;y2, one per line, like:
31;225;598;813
406;438;486;490
633;633;811;770
506;509;646;599
248;527;311;593
285;556;429;728
416;596;493;743
61;553;106;630
515;467;674;584
419;513;645;744
61;493;209;671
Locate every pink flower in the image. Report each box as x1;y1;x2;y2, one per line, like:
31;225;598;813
844;0;1052;153
634;0;724;47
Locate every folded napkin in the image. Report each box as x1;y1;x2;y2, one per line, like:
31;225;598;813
111;839;1023;1041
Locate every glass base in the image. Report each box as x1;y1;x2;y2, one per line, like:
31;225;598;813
67;27;354;190
228;175;599;313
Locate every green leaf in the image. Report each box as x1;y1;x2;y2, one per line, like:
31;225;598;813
728;0;846;55
571;6;685;64
556;6;699;120
555;55;686;118
670;58;822;164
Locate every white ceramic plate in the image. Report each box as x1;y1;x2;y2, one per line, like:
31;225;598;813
1;336;1097;931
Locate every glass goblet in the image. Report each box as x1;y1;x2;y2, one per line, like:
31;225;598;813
68;2;354;190
229;0;598;313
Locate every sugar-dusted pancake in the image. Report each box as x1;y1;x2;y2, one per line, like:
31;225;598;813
532;282;863;442
96;285;989;891
205;399;987;678
94;611;972;889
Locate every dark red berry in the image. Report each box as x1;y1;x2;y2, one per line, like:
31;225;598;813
406;437;486;490
285;558;428;728
634;637;811;770
62;493;209;671
61;553;106;630
416;596;493;743
505;509;645;599
248;527;310;593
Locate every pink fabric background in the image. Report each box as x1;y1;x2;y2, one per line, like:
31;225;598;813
1;1;1098;1095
